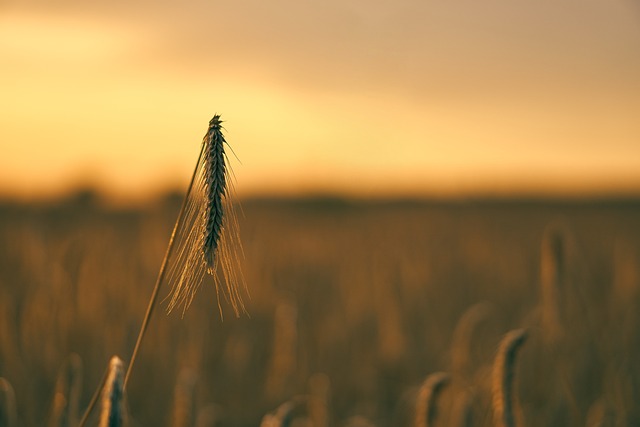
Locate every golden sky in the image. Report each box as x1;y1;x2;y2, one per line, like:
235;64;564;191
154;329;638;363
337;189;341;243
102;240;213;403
1;0;639;200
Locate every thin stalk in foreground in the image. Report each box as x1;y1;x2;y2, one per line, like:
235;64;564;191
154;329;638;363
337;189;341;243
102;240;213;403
77;149;202;427
124;143;204;389
77;359;111;427
78;116;245;427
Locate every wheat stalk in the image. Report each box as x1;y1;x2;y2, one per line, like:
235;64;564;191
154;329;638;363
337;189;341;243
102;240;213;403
414;372;450;427
98;357;126;427
124;114;245;389
165;115;246;315
540;225;567;342
78;359;111;427
492;329;527;427
265;299;298;400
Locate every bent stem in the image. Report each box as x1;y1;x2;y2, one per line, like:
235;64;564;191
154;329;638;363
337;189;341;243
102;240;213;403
124;142;205;389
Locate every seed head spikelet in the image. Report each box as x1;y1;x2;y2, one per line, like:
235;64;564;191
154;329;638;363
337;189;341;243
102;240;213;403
99;356;125;427
202;116;226;273
122;114;245;391
165;114;246;315
492;329;527;427
414;372;450;427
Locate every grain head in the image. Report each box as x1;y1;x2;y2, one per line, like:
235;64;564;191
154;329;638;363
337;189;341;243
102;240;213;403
166;115;246;316
492;329;527;427
414;372;450;427
99;356;125;427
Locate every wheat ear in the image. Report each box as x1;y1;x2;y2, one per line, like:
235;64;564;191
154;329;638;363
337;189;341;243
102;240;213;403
124;114;245;388
491;329;527;427
414;372;451;427
451;302;492;378
165;114;245;315
98;357;126;427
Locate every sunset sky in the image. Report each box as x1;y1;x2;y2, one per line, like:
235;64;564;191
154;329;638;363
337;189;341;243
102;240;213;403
1;0;639;200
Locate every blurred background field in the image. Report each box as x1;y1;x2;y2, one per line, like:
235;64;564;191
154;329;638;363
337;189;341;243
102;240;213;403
1;193;639;426
2;1;640;425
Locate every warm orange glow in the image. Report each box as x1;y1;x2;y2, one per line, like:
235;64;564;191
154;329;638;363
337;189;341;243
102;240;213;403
1;2;640;200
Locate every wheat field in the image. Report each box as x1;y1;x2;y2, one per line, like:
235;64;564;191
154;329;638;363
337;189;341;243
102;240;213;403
0;194;639;426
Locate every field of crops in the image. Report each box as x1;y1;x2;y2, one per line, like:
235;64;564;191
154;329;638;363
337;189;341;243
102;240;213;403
1;195;639;426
